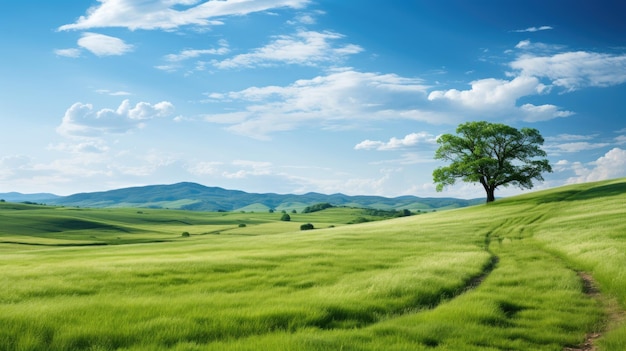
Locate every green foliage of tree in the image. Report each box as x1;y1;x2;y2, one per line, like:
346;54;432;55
300;223;314;230
433;121;552;203
280;213;291;221
302;203;333;213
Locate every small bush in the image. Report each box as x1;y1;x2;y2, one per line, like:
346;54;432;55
238;223;247;228
181;231;190;237
300;223;314;231
280;214;291;221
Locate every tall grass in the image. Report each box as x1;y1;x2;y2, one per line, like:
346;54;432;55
0;178;625;350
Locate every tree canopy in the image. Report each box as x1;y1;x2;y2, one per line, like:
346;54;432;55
433;121;552;202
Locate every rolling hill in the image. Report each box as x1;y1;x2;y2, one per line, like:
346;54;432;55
0;178;625;350
34;182;483;211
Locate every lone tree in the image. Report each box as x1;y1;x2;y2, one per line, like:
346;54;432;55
433;121;552;203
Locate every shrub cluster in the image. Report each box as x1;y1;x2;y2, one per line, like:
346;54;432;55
300;223;314;230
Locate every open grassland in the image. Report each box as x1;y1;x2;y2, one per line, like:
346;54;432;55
0;178;625;350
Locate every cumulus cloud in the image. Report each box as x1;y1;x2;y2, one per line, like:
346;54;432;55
57;99;175;138
510;51;626;91
78;32;134;56
59;0;311;31
427;75;574;121
564;148;626;183
212;30;363;69
203;68;431;139
428;76;545;110
354;132;436;151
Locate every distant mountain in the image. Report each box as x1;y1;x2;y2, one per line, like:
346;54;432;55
45;182;483;212
0;192;61;203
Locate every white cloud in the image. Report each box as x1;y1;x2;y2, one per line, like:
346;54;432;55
164;39;230;61
428;76;545;110
222;160;273;179
513;25;553;33
49;141;110;154
520;103;574;122
212;30;363;69
354;132;436;151
59;0;311;31
546;134;596;142
186;161;223;176
54;48;81;58
427;75;575;121
78;32;134;56
510;51;626;91
96;89;132;96
544;141;610;154
203;68;431;139
514;40;563;52
57;99;175;138
565;148;626;183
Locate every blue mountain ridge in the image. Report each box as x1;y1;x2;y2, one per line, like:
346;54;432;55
5;182;483;211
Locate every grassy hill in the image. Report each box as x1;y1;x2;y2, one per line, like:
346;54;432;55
0;178;625;350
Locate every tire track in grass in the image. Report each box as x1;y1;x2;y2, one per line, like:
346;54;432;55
564;272;626;351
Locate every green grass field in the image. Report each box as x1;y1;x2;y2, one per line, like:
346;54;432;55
0;178;625;350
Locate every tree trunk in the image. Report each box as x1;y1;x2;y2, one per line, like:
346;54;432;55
486;187;496;203
479;177;496;203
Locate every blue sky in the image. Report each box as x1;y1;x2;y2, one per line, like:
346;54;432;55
1;0;626;198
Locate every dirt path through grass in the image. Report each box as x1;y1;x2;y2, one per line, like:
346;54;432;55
564;273;626;351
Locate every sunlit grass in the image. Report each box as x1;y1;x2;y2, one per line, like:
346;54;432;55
0;178;625;350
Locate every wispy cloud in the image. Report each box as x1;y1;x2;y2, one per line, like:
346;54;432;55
354;132;437;151
57;99;175;138
96;89;132;96
546;134;596;142
513;25;553;33
59;0;311;31
203;68;430;139
54;48;81;58
212;30;363;69
164;39;230;62
510;51;626;91
78;33;134;56
544;141;610;154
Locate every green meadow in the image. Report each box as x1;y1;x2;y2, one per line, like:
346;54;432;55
1;179;625;350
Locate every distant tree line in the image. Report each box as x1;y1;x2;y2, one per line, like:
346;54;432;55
302;203;333;213
362;208;412;218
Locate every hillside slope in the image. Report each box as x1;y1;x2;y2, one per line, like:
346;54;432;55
1;178;624;350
